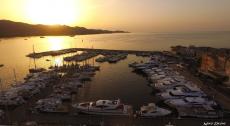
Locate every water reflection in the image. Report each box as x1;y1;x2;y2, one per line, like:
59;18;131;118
53;57;63;66
47;37;66;51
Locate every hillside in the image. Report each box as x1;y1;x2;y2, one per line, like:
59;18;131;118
0;20;127;37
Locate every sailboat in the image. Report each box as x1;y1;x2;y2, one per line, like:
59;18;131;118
29;45;46;73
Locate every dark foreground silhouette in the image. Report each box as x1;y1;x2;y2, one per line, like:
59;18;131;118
0;20;128;38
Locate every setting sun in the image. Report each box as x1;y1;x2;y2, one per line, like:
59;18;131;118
25;0;80;25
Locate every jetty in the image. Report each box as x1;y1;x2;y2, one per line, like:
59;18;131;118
26;48;161;59
64;51;99;62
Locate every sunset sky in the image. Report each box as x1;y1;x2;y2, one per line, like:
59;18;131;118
1;0;230;32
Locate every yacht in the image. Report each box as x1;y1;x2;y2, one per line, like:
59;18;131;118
165;97;217;108
136;103;171;118
157;85;206;100
72;99;133;116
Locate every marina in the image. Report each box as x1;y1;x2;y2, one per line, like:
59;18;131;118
0;33;230;125
0;47;229;125
1;0;230;124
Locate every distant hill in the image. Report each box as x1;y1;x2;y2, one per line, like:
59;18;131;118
0;20;128;38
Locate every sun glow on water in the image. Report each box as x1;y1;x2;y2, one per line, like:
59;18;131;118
47;37;66;51
54;57;63;66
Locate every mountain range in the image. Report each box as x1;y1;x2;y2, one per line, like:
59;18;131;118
0;20;127;37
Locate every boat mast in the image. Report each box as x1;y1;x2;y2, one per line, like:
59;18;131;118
92;45;95;66
0;68;11;124
13;68;17;85
33;45;37;69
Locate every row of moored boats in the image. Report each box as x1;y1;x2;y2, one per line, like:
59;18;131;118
129;55;223;118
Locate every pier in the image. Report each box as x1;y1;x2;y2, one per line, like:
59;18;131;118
26;48;161;58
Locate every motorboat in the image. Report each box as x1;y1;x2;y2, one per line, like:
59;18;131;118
136;103;171;118
157;86;206;100
72;99;133;116
158;89;206;100
165;97;217;108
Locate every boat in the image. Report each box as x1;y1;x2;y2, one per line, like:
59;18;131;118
129;62;138;67
165;97;217;108
72;99;133;116
96;57;106;63
136;103;171;118
108;57;120;63
0;64;4;68
29;68;46;73
157;85;206;100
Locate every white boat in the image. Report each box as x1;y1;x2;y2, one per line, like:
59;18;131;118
72;99;133;116
157;83;206;100
165;97;217;108
137;103;171;118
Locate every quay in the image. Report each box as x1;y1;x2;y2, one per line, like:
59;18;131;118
26;48;161;58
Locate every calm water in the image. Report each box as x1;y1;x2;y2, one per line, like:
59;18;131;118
75;55;154;109
0;32;230;89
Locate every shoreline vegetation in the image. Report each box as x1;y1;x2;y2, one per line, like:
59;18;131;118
0;20;129;38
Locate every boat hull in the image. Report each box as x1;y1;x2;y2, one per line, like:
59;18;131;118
74;105;132;116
